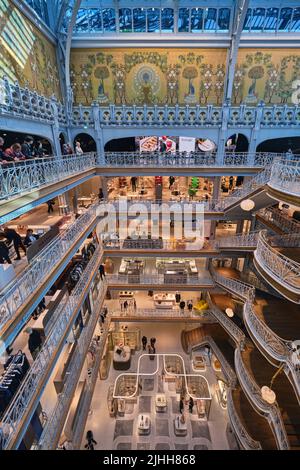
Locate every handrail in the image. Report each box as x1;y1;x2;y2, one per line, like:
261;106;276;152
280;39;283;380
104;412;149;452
0;153;97;201
257;207;300;235
0;246;104;450
0;205;98;340
255;231;300;292
210;267;255;302
269;159;300;197
106;273;214;286
206;293;246;348
37;287;109;450
235;348;290;450
102;237;212;252
111;307;213;321
213;231;259;249
226;388;262;450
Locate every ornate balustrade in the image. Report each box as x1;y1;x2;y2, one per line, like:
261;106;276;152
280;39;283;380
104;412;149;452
102;237;212;252
269;159;300;197
0;77;66;125
234;348;290;450
106;273;213;286
254;231;300;292
102;151;279;168
0;206;99;341
210;267;255;302
111;307;213;321
0;247;104;450
206;293;246;348
226;388;262;450
213;231;259;249
0;153;97;201
257;207;300;235
108;198;226;212
37;286;109;450
72;104;300;129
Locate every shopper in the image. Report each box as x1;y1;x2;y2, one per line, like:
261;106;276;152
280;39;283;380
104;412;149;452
99;264;106;280
75;141;84;155
4;143;25;161
123;300;128;311
187;300;193;312
133;298;137;311
169;176;175;189
3;227;26;260
21;136;34;159
150;337;156;348
179;398;184;414
0;234;11;264
142;335;147;350
175;291;181;303
25;327;42;359
131;176;137;192
179;300;185;313
98;188;104;201
46;199;55;214
189;396;194;413
85;430;97;450
24;229;37;247
35;141;47;158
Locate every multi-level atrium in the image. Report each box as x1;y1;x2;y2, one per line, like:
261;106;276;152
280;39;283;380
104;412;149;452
0;0;299;454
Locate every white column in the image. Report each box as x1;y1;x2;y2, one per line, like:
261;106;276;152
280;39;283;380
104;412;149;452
212;176;221;200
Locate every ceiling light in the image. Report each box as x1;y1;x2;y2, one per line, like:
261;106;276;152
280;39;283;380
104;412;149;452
240;199;255;211
225;308;234;317
261;386;276;404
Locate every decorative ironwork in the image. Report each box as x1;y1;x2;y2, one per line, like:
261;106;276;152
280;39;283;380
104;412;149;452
258;207;300;235
269;159;300;197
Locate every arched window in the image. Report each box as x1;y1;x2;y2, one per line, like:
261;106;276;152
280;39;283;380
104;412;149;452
133;8;146;32
102;8;116;32
264;8;279;31
218;8;230;31
178;8;189;32
191;8;203;32
204;8;217;31
278;8;293;31
161;8;174;33
89;9;102;33
147;8;160;32
119;8;132;32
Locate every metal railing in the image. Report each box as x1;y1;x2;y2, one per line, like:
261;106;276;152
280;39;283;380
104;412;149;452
102;237;212;252
254;231;300;292
269;159;300;197
0;206;98;339
210;267;255;302
226;388;262;450
108;198;226;212
234;348;290;450
0;246;104;450
111;307;213;321
102;151;279;168
206;293;246;348
37;285;109;450
0;153;97;201
213;231;259;249
106;273;214;286
257;207;300;235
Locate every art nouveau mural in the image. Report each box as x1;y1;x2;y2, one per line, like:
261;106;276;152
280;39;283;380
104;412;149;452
70;48;227;106
0;0;61;99
234;49;300;105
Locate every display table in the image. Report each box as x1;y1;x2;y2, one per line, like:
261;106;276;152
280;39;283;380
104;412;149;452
154;293;176;309
137;414;151;435
192;354;206;371
113;345;131;370
119;291;134;298
155;394;167;412
174;415;188;436
164;270;187;284
196;400;206;419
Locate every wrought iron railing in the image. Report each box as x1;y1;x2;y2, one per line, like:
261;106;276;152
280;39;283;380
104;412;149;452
234;348;290;450
106;273;214;286
210;267;255;302
257;207;300;235
111;307;213;321
102;151;279;168
213;231;259;249
37;284;109;450
254;231;300;292
102;237;212;252
226;388;262;450
0;246;104;450
206;293;246;348
108;198;226;212
0;153;97;201
0;206;98;340
269;159;300;197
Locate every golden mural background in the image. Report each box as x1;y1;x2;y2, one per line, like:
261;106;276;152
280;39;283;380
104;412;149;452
234;49;300;105
70;48;227;106
0;0;61;99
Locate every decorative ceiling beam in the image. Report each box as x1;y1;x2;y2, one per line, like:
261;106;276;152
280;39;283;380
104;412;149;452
224;0;249;102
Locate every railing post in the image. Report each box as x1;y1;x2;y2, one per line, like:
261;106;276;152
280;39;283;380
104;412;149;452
248;100;264;164
216;101;230;164
91;102;104;164
50;96;62;158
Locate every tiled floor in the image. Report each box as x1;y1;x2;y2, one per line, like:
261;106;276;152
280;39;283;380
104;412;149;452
81;322;232;450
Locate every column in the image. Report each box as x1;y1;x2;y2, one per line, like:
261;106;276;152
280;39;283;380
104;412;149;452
235;219;244;235
58;194;70;215
50;97;62;158
100;177;108;199
212;176;221;201
248;101;264;163
72;187;79;214
91;102;105;164
209;221;217;240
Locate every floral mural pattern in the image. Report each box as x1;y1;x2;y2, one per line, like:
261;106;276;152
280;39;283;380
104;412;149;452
0;0;61;99
70;48;227;106
233;50;300;105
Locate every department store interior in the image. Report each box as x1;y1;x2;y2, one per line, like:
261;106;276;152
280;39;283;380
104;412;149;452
0;0;300;454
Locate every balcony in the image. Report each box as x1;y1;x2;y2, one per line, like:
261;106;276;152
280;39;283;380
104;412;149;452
267;159;300;205
254;231;300;303
257;207;300;235
0;206;99;350
106;273;214;290
110;307;213;323
0;247;105;450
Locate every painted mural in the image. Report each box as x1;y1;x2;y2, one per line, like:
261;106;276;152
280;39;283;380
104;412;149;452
70;48;227;106
0;0;61;99
233;49;300;105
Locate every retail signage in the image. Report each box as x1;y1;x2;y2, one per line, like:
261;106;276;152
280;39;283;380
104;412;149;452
179;136;196;152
